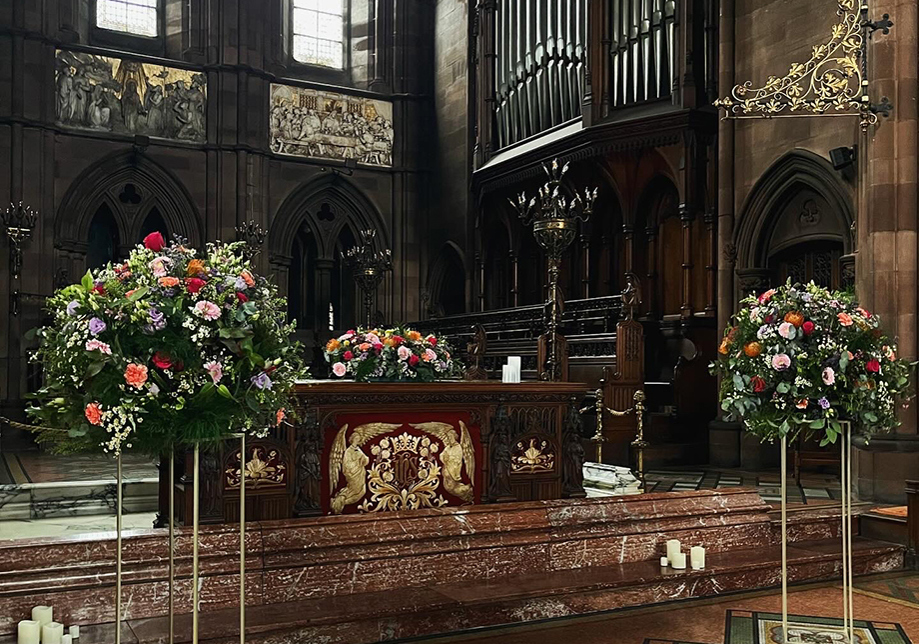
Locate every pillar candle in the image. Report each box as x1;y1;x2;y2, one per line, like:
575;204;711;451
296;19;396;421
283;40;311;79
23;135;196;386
690;546;706;570
41;622;64;644
31;606;52;626
508;356;521;382
659;556;669;567
502;365;510;383
62;635;72;644
17;620;40;644
665;539;681;563
671;552;687;569
68;625;80;639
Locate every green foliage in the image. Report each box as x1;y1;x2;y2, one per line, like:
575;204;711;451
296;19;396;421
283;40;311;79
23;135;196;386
324;327;463;382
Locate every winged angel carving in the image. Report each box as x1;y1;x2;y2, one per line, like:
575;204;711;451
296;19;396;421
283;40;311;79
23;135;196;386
328;422;402;514
411;421;476;503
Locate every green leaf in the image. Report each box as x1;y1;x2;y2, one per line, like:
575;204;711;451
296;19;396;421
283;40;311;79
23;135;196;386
217;384;237;401
127;286;149;302
839;352;849;372
85;361;106;378
777;382;791;394
779;419;790;436
245;393;260;412
809;419;826;429
219;327;248;339
733;374;745;391
864;411;878;423
81;270;93;291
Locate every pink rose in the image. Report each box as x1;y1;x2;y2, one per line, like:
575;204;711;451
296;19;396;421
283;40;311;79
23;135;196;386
424;348;437;362
771;354;791;371
758;289;777;304
778;322;795;339
397;346;411;361
193;300;221;321
332;362;347;377
822;367;835;386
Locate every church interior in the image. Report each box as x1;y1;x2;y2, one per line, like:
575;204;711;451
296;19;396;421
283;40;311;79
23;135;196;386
1;0;919;642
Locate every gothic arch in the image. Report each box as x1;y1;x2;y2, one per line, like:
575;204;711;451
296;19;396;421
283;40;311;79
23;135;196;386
55;151;202;250
427;241;467;316
735;150;855;271
269;173;390;264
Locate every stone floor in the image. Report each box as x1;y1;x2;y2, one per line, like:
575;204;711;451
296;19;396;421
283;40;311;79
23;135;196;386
645;467;841;506
421;573;919;644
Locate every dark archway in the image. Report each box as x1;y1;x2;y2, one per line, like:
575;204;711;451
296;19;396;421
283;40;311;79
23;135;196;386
86;204;120;270
428;242;467;317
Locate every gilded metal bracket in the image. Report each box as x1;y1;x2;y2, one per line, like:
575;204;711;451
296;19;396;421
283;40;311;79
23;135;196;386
714;1;893;130
580;388;648;492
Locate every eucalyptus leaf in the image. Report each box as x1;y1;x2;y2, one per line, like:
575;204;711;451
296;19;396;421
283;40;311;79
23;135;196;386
776;382;791;394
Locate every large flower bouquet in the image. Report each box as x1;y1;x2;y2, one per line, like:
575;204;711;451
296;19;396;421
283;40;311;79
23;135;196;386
711;281;913;445
28;232;306;455
324;327;462;382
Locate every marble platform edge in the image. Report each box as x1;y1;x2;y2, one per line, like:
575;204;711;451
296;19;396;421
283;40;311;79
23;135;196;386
19;538;903;644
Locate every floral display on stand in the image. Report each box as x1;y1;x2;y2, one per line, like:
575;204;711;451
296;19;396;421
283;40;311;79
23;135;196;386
28;232;306;455
325;327;462;382
711;281;914;444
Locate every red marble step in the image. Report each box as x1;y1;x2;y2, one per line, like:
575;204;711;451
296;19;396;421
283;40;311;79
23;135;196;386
34;536;900;644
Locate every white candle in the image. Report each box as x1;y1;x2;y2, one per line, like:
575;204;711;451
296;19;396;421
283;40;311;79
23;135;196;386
62;635;72;644
31;606;52;626
660;556;669;567
508;356;522;382
502;365;510;383
671;552;687;569
42;622;64;644
17;620;40;644
68;625;80;639
691;546;706;569
665;539;681;563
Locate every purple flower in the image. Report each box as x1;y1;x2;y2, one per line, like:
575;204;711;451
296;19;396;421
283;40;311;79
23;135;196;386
149;308;166;331
66;300;80;316
235;277;248;291
251;372;273;390
818;397;831;410
88;317;106;336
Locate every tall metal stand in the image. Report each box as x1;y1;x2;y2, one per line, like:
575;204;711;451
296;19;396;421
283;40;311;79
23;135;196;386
192;444;200;644
115;452;123;644
342;230;393;329
239;434;246;644
511;159;597;381
579;388;648;491
780;435;788;642
169;451;175;644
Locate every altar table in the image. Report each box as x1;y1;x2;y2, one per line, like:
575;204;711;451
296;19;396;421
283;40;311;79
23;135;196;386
170;380;589;524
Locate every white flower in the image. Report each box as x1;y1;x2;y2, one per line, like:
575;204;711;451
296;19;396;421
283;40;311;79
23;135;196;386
822;367;836;386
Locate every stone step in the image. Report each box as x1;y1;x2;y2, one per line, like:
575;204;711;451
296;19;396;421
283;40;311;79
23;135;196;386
37;537;902;644
0;479;158;520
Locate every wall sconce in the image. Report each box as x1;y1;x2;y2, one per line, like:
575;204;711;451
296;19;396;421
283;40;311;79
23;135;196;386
235;221;268;259
2;202;38;281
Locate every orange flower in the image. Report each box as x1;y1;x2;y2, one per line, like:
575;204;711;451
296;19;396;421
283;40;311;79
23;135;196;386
158;276;180;288
240;270;255;287
384;337;395;347
784;311;804;328
275;408;286;426
124;363;149;389
186;259;206;277
744;342;763;358
326;338;341;352
796;399;808;410
359;342;371;352
407;330;422;342
837;312;854;327
85;403;102;425
719;338;731;355
125;289;137;299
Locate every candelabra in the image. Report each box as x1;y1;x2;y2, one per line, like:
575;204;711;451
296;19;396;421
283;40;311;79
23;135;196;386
3;202;37;281
511;159;597;381
235;221;268;260
343;229;392;328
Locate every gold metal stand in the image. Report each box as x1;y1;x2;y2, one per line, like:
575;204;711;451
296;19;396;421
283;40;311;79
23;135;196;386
239;434;246;644
781;435;788;642
580;388;648;490
169;451;175;644
116;452;123;644
192;444;200;644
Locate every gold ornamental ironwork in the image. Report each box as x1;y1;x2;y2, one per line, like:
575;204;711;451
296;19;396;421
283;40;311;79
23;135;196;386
225;445;286;489
580;388;648;492
511;159;598;381
511;437;556;473
342;229;393;328
714;0;893;130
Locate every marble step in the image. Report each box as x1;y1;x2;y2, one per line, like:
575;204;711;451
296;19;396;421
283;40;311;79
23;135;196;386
42;537;903;644
0;478;158;520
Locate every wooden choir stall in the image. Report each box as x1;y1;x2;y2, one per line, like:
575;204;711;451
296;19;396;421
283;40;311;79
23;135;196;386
169;380;590;524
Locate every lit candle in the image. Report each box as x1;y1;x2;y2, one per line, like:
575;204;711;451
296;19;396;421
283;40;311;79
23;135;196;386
691;546;706;570
69;625;80;639
31;606;52;626
17;620;40;644
62;635;73;644
660;556;669;567
41;622;64;644
671;552;687;569
665;539;681;563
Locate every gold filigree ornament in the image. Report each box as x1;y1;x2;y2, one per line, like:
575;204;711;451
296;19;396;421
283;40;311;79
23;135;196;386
357;432;451;512
225;446;287;489
511;437;556;473
714;0;893;130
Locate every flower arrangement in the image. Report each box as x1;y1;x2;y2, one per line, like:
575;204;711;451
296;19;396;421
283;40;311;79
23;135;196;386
324;327;462;382
28;232;307;455
711;281;913;445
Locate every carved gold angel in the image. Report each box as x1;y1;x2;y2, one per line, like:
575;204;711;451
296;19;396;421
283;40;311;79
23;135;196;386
329;422;401;514
411;421;476;503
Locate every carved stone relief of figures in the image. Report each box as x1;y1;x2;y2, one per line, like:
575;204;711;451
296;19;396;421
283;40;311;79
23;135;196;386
55;49;206;142
561;398;586;498
269;83;394;167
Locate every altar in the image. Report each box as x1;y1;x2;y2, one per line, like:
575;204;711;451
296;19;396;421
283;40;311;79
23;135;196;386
170;380;590;524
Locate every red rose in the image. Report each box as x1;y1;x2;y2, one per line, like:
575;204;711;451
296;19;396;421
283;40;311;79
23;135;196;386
428;336;438;346
802;321;815;336
866;359;881;373
152;351;173;369
185;277;205;293
764;315;775;324
343;351;354;361
751;376;767;393
373;343;383;353
143;231;166;252
409;354;420;367
92;284;106;295
236;292;249;303
392;335;404;345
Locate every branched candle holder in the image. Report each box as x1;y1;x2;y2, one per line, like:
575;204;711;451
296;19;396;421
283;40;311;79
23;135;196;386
2;202;37;281
343;229;392;328
510;159;597;381
235;221;269;260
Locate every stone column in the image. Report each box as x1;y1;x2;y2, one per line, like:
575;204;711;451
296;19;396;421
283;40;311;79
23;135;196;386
855;0;919;502
716;0;735;336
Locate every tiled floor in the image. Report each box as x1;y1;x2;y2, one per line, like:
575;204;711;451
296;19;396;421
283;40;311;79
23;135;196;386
2;451;158;484
645;467;841;505
424;574;919;644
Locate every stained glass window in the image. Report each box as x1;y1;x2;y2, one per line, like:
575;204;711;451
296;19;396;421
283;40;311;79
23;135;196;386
96;0;159;37
292;0;345;69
